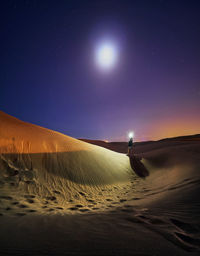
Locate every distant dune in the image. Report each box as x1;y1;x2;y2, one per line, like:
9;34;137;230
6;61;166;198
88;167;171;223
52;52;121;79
79;139;128;153
80;134;200;154
0;111;200;256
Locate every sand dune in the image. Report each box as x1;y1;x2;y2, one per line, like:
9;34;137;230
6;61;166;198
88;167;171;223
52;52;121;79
0;110;133;193
0;111;200;256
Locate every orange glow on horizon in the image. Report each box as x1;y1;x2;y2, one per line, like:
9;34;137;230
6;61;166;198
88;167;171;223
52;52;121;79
144;116;200;141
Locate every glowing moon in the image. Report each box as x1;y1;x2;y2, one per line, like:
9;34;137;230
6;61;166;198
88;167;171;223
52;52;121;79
96;43;117;70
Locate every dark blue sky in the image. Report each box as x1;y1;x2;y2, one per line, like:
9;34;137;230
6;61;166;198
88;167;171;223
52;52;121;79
1;0;200;141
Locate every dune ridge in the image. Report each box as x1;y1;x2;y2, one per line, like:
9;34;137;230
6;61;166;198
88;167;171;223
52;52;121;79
0;111;134;211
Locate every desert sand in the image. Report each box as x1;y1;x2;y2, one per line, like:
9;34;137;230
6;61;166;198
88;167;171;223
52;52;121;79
0;110;200;255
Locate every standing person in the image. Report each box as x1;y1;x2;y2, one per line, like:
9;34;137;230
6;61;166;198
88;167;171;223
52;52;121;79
127;137;133;156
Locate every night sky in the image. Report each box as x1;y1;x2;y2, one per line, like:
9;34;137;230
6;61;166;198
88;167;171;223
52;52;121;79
1;0;200;141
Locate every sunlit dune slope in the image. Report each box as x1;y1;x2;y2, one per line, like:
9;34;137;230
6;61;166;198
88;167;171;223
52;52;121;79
0;111;133;200
0;111;93;154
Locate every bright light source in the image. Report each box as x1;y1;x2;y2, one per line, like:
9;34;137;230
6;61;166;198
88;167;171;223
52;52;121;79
128;131;134;139
96;43;117;70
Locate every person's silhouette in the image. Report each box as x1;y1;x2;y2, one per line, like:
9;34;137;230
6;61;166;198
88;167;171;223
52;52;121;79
127;137;133;156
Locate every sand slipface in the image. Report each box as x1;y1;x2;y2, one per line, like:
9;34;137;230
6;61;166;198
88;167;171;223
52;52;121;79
0;111;133;209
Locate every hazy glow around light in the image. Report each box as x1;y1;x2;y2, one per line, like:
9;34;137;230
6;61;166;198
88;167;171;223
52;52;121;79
128;131;134;139
96;43;117;69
